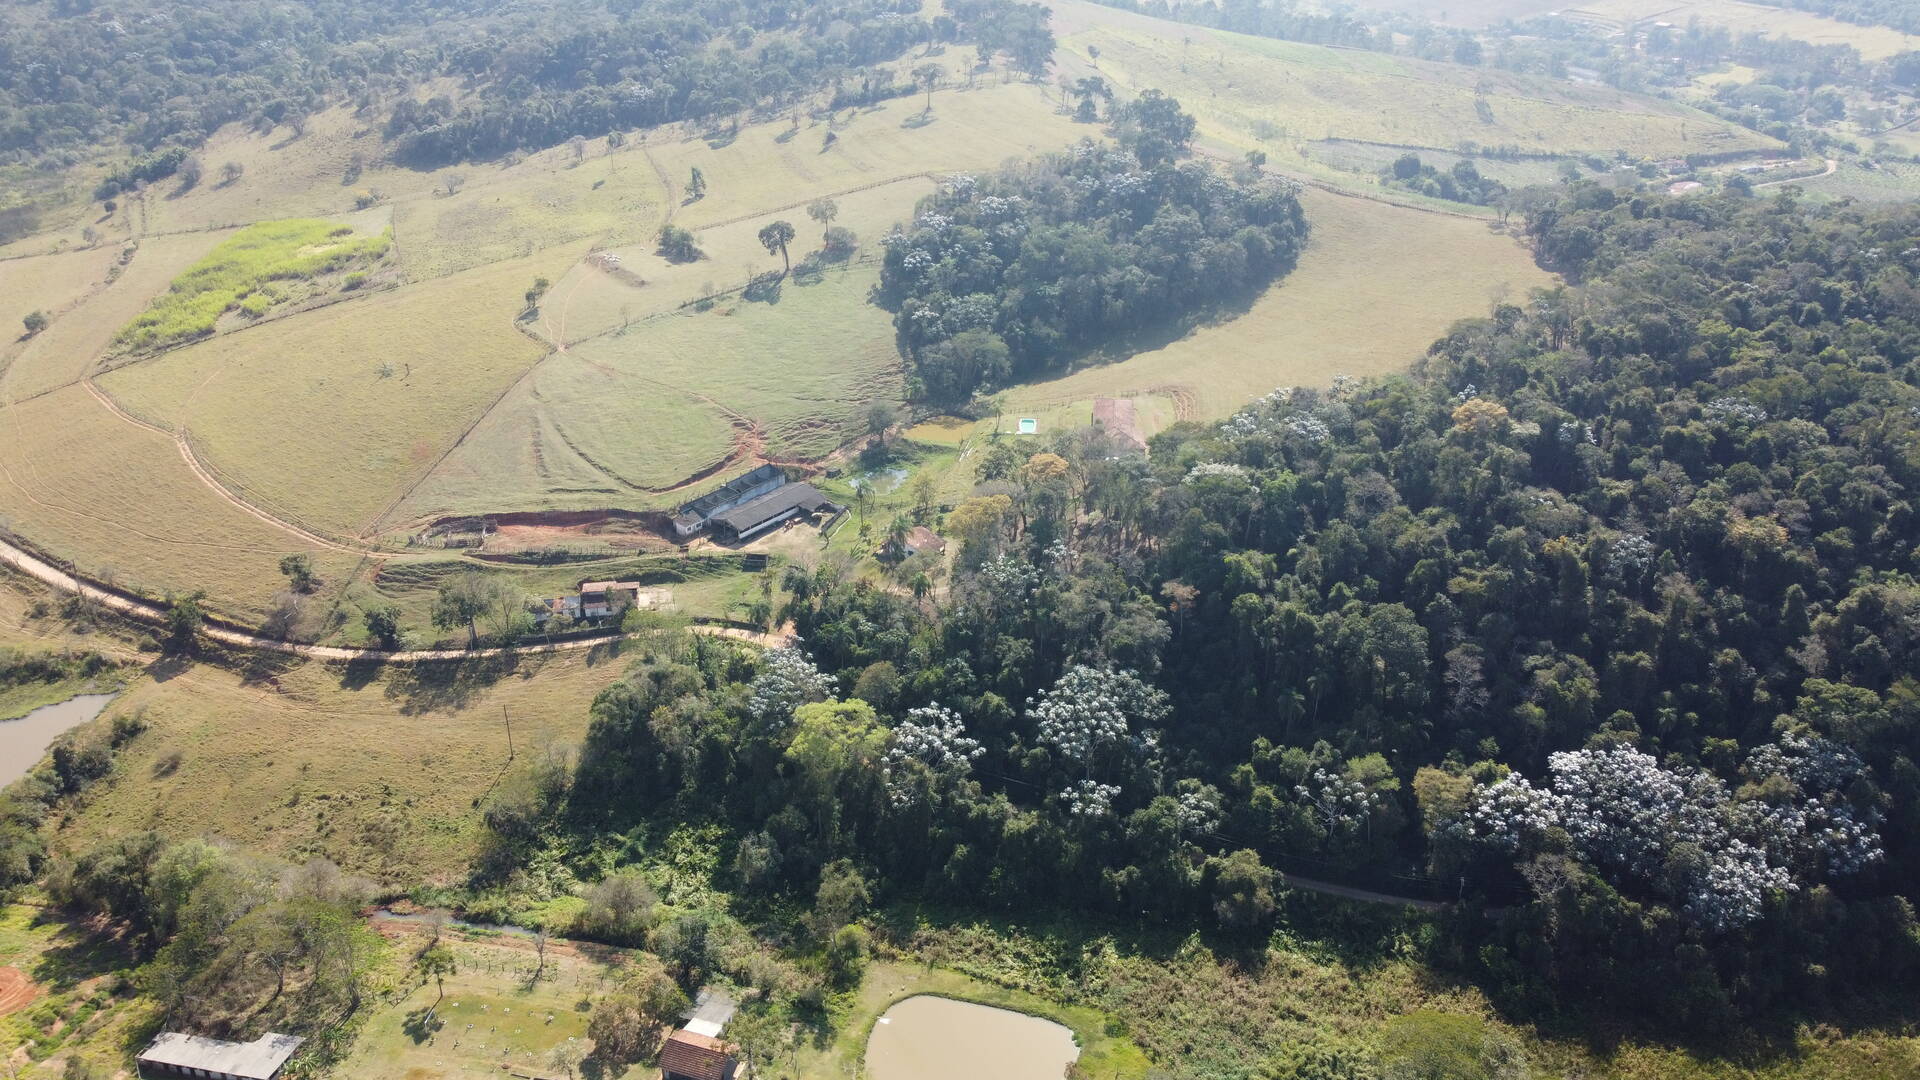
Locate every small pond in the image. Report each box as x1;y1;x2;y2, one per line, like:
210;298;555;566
866;995;1079;1080
0;693;117;787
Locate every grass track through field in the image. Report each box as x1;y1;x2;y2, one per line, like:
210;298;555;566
79;376;370;554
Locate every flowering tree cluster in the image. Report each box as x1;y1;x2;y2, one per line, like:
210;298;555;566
1063;779;1123;819
746;647;835;729
1456;743;1883;930
883;704;984;807
1295;767;1380;839
1029;664;1171;778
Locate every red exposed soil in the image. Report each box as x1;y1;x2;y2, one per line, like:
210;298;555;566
0;967;40;1016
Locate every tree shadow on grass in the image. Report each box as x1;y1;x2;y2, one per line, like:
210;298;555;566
27;910;134;992
142;653;194;685
402;1005;445;1044
383;654;521;714
234;648;304;689
742;272;785;305
335;656;385;691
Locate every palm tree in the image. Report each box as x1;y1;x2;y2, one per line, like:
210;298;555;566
758;220;796;274
913;63;944;114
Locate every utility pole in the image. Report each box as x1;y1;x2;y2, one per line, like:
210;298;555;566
503;705;514;761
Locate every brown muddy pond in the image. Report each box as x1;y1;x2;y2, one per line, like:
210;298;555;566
0;693;116;787
866;995;1080;1080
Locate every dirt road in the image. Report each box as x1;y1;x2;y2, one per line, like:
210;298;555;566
0;534;787;660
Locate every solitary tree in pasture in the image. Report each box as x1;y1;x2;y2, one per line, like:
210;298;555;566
363;603;402;648
164;592;206;654
1072;76;1110;122
22;310;47;336
913;63;944;114
219;161;244;185
278;554;316;593
442;171;467;195
547;1039;586;1080
687;166;707;199
432;572;498;647
416;944;456;1020
759;220;796;273
807;197;839;245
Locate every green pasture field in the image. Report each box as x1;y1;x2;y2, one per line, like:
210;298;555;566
540;174;937;347
98;243;580;540
389;142;668;283
112;218;394;353
0;230;232;404
1051;0;1779;163
392;265;902;526
998;185;1553;423
53;647;633;883
339;923;637;1080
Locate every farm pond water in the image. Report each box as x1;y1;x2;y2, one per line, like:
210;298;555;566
0;693;116;787
865;995;1079;1080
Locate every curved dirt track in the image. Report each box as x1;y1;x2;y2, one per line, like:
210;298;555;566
0;534;787;660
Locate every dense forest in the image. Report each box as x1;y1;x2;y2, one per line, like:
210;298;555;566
429;181;1920;1050
0;0;1052;170
879;101;1307;403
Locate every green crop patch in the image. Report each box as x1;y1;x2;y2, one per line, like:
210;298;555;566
114;218;392;353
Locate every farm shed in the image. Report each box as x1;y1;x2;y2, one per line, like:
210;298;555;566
136;1032;304;1080
681;986;740;1037
903;526;946;556
673;464;789;536
708;482;837;541
660;1029;737;1080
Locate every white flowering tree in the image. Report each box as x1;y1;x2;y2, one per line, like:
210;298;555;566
1295;767;1380;841
1028;664;1171;780
746;647;835;730
883;704;984;807
1455;742;1884;931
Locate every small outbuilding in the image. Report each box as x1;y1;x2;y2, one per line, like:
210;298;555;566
680;986;740;1038
136;1032;304;1080
660;1029;737;1080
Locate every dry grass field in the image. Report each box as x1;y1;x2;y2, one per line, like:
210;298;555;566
338;923;638;1080
97;244;579;540
0;231;233;404
998;185;1554;427
1361;0;1920;55
1572;0;1920;60
1050;0;1780;163
0;246;121;367
55;647;634;882
0;382;362;623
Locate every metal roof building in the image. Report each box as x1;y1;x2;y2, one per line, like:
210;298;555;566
708;482;836;540
136;1032;304;1080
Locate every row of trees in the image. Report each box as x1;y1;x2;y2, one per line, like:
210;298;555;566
878;110;1307;403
